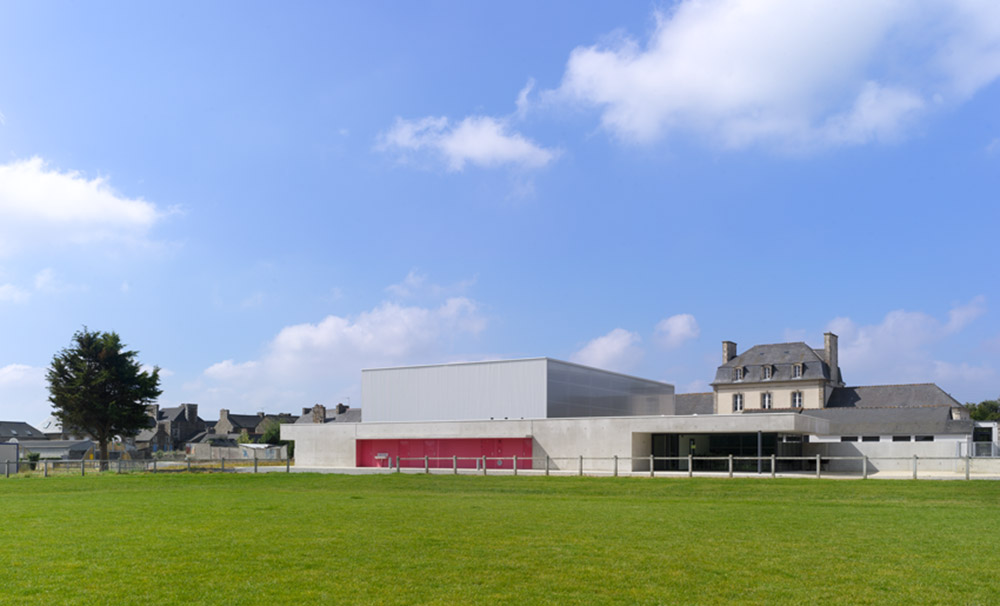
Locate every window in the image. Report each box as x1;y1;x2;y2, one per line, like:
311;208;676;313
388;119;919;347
791;391;803;408
892;435;911;442
861;436;880;442
732;393;744;412
793;364;803;378
762;365;772;380
840;436;858;442
761;393;772;409
915;435;934;442
733;367;743;381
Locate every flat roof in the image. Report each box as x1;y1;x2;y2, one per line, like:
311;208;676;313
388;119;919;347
362;356;675;388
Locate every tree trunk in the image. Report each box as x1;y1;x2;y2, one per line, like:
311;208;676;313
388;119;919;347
99;439;109;472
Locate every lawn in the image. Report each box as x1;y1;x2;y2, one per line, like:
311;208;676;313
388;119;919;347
0;473;997;605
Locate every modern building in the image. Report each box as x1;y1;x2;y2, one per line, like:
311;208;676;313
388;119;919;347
282;333;985;473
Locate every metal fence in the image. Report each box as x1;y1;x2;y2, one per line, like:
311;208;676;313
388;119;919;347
390;454;995;480
2;457;294;478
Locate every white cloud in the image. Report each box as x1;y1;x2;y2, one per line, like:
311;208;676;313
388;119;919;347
988;138;1000;154
197;296;486;410
385;270;476;299
654;313;700;349
378;115;558;171
0;157;167;256
0;364;50;425
0;283;29;303
515;78;536;117
571;328;643;373
828;296;991;390
551;1;1000;149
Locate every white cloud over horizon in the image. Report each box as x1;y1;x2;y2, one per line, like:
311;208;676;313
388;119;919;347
377;115;558;171
0;157;168;257
571;328;643;373
828;296;993;396
549;0;1000;149
196;294;487;410
0;364;49;425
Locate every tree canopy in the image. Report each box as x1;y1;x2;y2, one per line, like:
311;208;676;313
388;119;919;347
47;328;162;463
965;398;1000;421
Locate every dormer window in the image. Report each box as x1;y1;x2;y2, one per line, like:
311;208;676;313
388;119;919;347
761;365;772;380
793;364;803;378
732;367;743;381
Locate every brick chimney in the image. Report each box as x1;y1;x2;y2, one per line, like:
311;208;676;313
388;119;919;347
824;332;840;385
311;404;327;423
336;403;348;415
722;341;738;364
147;404;160;420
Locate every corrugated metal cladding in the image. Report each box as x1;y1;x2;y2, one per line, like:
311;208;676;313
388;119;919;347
546;359;675;417
362;358;548;422
362;358;677;423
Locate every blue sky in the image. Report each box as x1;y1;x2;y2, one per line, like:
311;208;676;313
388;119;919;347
1;1;999;424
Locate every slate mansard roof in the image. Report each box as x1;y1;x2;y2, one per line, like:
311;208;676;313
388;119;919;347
674;393;714;415
712;342;835;385
825;384;961;409
0;421;46;440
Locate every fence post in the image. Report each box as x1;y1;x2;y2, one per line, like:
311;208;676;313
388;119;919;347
396;456;401;473
688;454;693;478
286;457;290;473
649;454;654;478
513;455;518;476
613;455;618;477
579;455;584;477
965;455;970;480
254;457;258;474
81;458;85;477
482;455;487;475
153;459;158;474
771;454;776;479
862;455;868;480
815;454;821;479
424;455;429;474
220;458;224;473
44;460;49;478
187;459;192;473
545;455;550;476
453;455;458;474
5;460;8;478
728;454;733;478
912;455;918;480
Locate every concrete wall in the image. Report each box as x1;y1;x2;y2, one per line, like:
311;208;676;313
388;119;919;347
186;443;287;460
282;413;828;470
804;437;967;472
362;359;548;423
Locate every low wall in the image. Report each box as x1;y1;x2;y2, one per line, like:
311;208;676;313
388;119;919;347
186;443;287;460
805;440;966;472
0;443;17;464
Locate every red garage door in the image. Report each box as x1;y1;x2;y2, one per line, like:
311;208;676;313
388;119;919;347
357;438;532;469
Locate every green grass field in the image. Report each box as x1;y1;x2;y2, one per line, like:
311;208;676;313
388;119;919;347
1;474;997;605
